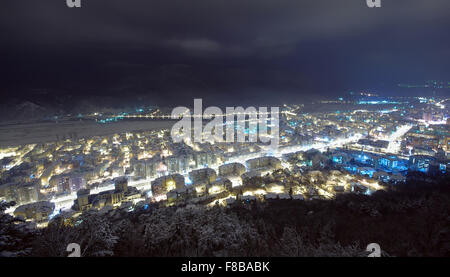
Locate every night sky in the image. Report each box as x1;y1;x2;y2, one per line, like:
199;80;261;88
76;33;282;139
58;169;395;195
1;0;449;107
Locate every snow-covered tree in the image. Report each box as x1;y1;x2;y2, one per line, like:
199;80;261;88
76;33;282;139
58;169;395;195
33;210;118;257
0;201;37;257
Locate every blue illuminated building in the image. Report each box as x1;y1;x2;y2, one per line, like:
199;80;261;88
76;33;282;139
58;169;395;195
409;155;435;173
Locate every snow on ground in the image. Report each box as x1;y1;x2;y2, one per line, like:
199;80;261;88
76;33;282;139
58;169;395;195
0;120;174;147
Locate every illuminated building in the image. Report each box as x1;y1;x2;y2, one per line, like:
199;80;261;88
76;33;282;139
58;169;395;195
189;168;217;186
50;173;87;194
423;111;432;122
246;156;281;172
356;139;389;152
378;156;400;170
76;189;91;211
151;174;185;198
331;152;351;164
206;178;232;195
413;145;436;157
132;156;165;179
218;162;246;178
114;176;128;193
409;155;436;173
0;180;40;205
74;178;140;211
13;201;55;222
166;187;196;204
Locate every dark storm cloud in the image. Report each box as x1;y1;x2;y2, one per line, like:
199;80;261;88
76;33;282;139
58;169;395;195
1;0;450;106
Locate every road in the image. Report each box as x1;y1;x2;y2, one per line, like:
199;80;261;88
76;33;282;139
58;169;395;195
386;125;413;154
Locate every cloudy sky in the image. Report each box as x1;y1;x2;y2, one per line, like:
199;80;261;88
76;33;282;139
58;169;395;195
1;0;449;106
